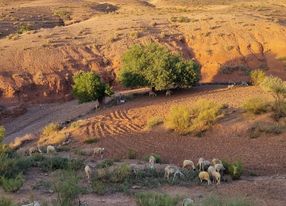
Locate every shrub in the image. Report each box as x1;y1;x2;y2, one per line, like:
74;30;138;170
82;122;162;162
17;24;31;34
41;122;61;137
91;179;107;195
135;192;180;206
250;70;266;86
165;105;191;134
53;170;82;206
145;116;163;130
96;159;114;169
242;98;269;114
260;76;286;118
119;43;200;90
83;137;99;144
37;156;83;172
249;122;285;138
0;126;5;143
0;197;16;206
0;173;24;193
127;149;137;159
223;161;243;180
165;99;223;135
110;164;131;183
72;71;113;103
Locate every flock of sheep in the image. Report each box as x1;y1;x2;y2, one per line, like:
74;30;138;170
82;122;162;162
26;144;225;186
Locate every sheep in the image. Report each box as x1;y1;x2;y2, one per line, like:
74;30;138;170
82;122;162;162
165;90;172;96
149;91;157;97
28;145;42;156
212;171;221;185
47;145;56;155
212;158;222;166
197;157;204;171
93;147;105;159
227;84;235;89
198;171;211;185
84;165;92;181
214;163;225;173
207;166;216;176
149;155;156;169
183;160;196;171
164;165;184;181
182;198;194;206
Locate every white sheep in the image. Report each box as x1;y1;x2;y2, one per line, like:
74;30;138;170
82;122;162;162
207;165;216;176
182;198;194;206
212;158;222;166
165;90;172;96
214;163;225;173
93;147;105;159
149;155;156;169
197;157;204;171
164;165;184;181
199;159;211;171
198;171;211;185
227;84;235;89
183;160;196;171
149;91;157;97
212;171;221;185
84;165;92;181
47;145;56;155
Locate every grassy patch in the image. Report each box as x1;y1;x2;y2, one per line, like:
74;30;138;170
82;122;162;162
41;122;61;137
53;9;71;21
0;197;16;206
198;195;253;206
17;24;31;34
96;159;114;169
223;161;243;180
249;122;285;138
250;70;266;86
145;116;163;130
0;173;24;193
242;98;269;114
136;192;180;206
170;16;191;23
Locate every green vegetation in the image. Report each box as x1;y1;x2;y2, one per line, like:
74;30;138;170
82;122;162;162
72;71;113;103
136;192;180;206
0;173;24;193
242;98;269;114
223;161;243;180
165;99;223;135
250;70;266;86
119;43;200;90
0;197;16;206
0;126;5;142
17;24;31;34
41;122;61;137
145;116;163;130
83;137;99;144
249;122;285;138
53;170;82;206
96;159;114;169
260;76;286;119
53;9;71;21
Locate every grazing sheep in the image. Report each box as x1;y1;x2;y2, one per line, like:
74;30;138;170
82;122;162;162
202;160;211;171
183;160;196;171
47;145;56;155
149;91;157;97
212;158;222;166
207;166;216;176
84;165;92;181
93;147;105;159
214;163;225;173
182;198;194;206
227;84;235;89
165;90;172;96
212;171;221;185
197;157;204;171
28;145;42;156
149;155;156;169
164;165;184;181
198;171;211;185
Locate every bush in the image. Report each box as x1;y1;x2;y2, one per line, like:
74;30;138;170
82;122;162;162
145;116;163;130
242;98;269;114
260;76;286;118
110;164;131;183
53;170;82;206
135;192;180;206
0;197;16;206
0;126;5;143
250;70;266;85
96;159;114;169
223;161;243;180
127;149;137;159
91;179;107;195
119;43;200;90
72;71;113;103
41;122;61;137
0;173;24;193
249;122;285;138
165;105;191;134
37;156;83;172
165;99;223;135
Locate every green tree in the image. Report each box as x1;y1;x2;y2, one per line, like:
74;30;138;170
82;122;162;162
72;71;113;103
119;43;200;90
